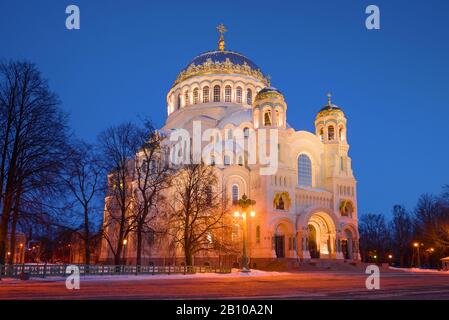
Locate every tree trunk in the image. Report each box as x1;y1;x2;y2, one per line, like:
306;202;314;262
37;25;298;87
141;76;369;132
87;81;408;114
83;206;91;266
8;192;21;265
136;222;143;266
114;246;122;265
0;192;13;264
185;250;193;266
184;236;192;266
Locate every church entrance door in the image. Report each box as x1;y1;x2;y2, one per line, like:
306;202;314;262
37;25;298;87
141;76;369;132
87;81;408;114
342;240;349;259
275;235;285;258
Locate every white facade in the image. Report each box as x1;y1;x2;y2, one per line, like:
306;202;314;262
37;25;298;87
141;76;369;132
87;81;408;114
100;33;360;266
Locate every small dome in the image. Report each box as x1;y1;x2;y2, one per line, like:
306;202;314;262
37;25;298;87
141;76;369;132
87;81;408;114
316;94;344;119
254;87;285;102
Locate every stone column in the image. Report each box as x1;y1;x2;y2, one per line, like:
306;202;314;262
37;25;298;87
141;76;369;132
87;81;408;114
335;236;344;260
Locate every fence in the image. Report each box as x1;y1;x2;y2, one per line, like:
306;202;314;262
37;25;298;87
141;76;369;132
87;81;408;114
0;264;232;279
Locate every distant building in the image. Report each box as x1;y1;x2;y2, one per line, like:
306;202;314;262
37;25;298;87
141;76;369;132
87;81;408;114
70;233;100;264
5;232;26;264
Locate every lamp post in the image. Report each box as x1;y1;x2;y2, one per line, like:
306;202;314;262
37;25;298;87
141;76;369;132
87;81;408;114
19;243;24;264
413;242;421;268
122;239;128;265
235;194;256;272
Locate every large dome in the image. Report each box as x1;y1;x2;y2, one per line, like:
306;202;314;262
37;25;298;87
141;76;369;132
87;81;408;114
186;50;261;72
172;50;268;87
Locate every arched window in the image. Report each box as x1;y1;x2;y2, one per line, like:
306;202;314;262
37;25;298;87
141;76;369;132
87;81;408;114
213;85;220;102
225;85;231;102
177;94;181;110
264;110;272;126
203;86;209;103
236;86;242;103
184;91;189;106
328;125;335;141
319;127;324;141
339;126;345;141
298;154;312;187
276;109;283;126
243;127;250;138
232;185;239;203
247;88;252;105
253;109;259;128
227;129;233;140
193;88;199;104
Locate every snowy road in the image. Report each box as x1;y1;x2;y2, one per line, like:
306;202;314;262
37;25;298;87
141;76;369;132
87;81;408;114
1;270;449;300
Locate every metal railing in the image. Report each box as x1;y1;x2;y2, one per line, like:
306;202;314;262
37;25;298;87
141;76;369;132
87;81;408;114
0;264;232;279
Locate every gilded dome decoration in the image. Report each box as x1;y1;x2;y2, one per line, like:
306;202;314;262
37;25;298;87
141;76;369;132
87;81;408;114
172;25;268;87
316;93;344;119
172;50;269;87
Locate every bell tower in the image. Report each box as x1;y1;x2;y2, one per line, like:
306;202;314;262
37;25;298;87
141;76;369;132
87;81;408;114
253;86;287;129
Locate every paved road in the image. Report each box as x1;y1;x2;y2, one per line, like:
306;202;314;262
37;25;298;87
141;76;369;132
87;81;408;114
1;271;449;300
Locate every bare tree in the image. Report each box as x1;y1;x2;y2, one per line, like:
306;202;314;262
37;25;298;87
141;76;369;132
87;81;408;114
166;163;231;266
415;193;449;249
359;213;391;262
62;140;103;265
0;61;69;264
132;122;173;266
390;205;414;267
98;122;143;265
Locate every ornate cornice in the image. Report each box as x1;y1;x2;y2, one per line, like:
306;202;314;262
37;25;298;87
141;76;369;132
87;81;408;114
172;58;269;88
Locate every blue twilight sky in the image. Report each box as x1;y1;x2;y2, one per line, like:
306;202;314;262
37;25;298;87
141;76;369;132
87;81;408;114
1;0;448;218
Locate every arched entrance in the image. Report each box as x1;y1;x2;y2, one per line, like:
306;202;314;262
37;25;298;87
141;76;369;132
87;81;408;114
274;224;287;258
308;225;319;258
306;212;336;259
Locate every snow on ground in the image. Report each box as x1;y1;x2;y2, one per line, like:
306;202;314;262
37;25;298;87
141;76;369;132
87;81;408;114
1;269;292;283
389;267;449;274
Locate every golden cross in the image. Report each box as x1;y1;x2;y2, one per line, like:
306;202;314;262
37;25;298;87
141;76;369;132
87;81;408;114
327;92;332;106
266;74;272;87
217;23;227;37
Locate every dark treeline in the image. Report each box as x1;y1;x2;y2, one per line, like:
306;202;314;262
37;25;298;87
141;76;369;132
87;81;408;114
0;61;70;265
359;186;449;268
0;61;175;266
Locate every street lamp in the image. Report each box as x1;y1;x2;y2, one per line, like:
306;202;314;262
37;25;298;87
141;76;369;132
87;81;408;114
122;239;128;265
413;242;421;268
235;194;256;272
19;243;24;264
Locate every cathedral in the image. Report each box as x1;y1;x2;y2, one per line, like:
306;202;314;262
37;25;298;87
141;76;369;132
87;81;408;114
100;25;360;267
